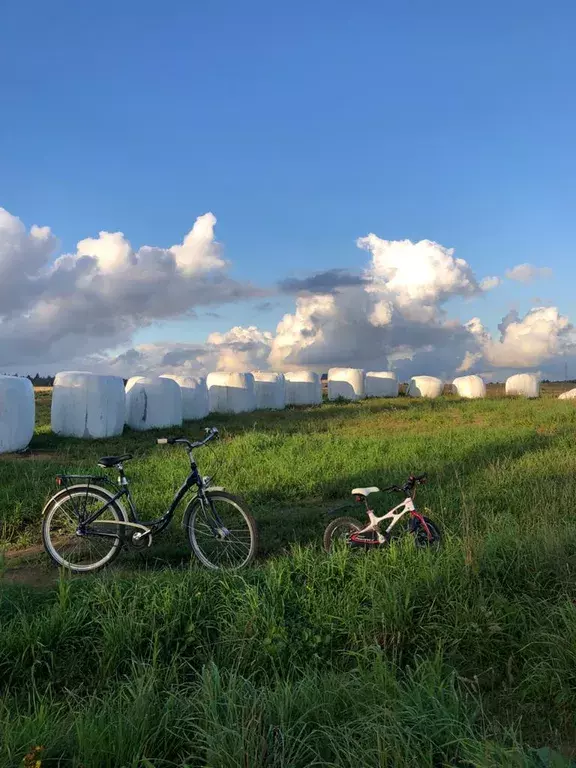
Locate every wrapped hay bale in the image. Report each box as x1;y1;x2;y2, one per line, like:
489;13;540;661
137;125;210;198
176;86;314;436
365;371;399;398
559;388;576;400
327;368;366;401
160;375;209;420
125;376;182;430
51;372;125;439
207;372;256;414
284;371;322;406
505;373;540;399
452;375;486;399
252;371;286;410
407;375;444;399
0;375;35;453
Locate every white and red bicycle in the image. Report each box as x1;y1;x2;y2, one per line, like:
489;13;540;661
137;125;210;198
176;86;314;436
323;473;441;553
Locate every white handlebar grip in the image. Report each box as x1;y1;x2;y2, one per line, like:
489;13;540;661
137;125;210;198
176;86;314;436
157;438;168;445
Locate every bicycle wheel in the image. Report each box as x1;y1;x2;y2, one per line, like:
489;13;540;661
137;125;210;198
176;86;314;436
411;515;442;549
323;516;363;553
187;491;257;570
42;485;126;573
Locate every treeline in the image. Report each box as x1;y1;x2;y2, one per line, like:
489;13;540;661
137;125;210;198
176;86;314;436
1;373;55;386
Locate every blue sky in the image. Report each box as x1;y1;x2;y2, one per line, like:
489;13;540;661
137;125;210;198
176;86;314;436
1;0;575;373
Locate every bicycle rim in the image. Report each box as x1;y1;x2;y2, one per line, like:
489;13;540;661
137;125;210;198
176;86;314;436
189;493;256;570
43;489;124;572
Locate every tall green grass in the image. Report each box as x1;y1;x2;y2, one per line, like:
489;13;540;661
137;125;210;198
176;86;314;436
2;391;576;765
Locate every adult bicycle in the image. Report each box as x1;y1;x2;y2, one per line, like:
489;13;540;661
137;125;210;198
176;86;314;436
42;427;257;573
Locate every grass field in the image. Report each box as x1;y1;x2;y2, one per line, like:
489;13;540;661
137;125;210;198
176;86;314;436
2;387;576;766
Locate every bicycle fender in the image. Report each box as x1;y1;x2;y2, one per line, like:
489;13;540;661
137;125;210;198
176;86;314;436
41;483;130;523
181;487;226;530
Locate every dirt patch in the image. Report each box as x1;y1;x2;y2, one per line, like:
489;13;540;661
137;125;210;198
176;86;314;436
3;541;46;562
0;449;58;461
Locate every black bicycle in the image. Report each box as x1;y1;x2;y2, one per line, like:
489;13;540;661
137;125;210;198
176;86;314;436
41;427;258;573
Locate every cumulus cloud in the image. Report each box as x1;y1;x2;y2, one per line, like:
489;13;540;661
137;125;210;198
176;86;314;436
267;236;482;374
479;307;573;368
360;235;480;322
480;276;501;291
89;326;273;379
0;208;262;368
505;263;553;283
206;326;273;371
2;205;573;381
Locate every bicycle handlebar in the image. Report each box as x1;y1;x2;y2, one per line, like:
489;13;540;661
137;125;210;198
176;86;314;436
157;427;219;449
382;473;427;495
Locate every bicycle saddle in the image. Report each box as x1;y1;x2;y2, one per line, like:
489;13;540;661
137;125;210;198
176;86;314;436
351;486;380;497
97;454;133;468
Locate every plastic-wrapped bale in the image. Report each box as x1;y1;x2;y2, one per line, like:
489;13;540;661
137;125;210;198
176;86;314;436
252;371;286;410
125;376;182;430
160;375;209;420
365;371;399;398
559;388;576;400
51;372;125;439
207;372;256;414
0;375;35;454
284;371;322;406
327;368;366;401
505;373;540;399
452;375;486;399
407;376;444;399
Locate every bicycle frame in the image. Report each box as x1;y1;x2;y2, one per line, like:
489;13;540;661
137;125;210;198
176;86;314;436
351;495;430;544
62;452;224;542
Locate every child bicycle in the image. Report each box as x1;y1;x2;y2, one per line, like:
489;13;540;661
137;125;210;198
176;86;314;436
324;473;441;552
42;427;258;573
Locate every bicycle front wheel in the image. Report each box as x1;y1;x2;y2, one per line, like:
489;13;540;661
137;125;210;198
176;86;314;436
42;485;126;573
186;491;257;570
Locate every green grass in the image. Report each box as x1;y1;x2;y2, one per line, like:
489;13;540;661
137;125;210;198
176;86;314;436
2;389;576;766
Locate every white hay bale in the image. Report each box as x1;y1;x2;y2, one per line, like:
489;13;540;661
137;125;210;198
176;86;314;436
505;373;540;399
284;371;322;406
365;371;399;398
452;375;486;399
252;371;286;410
0;376;35;454
125;376;182;430
207;372;256;414
160;375;209;420
407;375;444;399
51;372;125;439
327;368;366;401
559;388;576;400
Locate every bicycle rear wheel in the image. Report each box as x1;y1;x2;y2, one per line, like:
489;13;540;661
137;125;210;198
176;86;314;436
323;516;364;553
42;485;126;573
187;491;257;570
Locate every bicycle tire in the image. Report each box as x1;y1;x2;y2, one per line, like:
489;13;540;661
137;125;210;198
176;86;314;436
42;484;127;573
411;515;442;549
186;491;257;570
323;516;363;553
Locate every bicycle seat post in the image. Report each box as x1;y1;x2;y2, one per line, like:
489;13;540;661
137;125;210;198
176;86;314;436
117;463;129;487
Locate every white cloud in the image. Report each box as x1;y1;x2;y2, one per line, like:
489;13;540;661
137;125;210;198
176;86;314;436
0;208;261;368
505;263;553;283
268;236;481;374
206;326;273;371
480;276;501;291
2;205;574;382
360;235;480;322
480;306;573;368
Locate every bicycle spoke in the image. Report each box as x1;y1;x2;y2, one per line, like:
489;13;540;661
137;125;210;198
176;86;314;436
189;495;255;570
45;492;122;571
